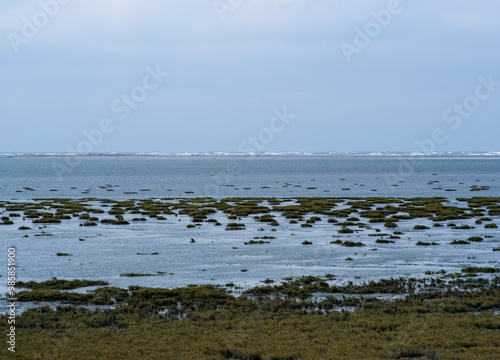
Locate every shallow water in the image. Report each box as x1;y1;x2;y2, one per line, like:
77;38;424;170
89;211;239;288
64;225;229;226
1;199;498;296
1;156;499;313
0;155;499;199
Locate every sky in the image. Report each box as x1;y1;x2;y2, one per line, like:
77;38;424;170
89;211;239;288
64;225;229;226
1;0;499;154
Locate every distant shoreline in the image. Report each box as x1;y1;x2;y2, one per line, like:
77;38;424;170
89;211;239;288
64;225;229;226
2;152;500;158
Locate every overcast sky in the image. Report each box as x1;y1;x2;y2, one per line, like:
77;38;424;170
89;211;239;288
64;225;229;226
1;0;499;153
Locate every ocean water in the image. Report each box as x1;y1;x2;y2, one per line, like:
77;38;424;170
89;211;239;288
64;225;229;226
0;155;499;312
0;155;499;199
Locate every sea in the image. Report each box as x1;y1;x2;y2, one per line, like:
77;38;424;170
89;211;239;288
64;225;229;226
1;153;500;199
1;154;499;312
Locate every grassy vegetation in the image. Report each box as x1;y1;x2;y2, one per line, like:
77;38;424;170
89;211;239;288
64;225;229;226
468;236;484;242
226;223;246;231
330;240;365;247
416;241;439;246
0;196;496;235
120;273;160;277
375;239;395;244
462;266;499;274
4;275;500;359
450;240;471;245
16;278;109;290
7;308;499;359
414;225;430;230
245;240;270;245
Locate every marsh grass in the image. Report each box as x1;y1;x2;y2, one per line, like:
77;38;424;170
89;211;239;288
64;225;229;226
226;223;246;231
414;225;430;230
121;273;160;277
416;241;439;246
16;278;109;290
468;236;483;242
331;240;365;247
245;240;270;245
450;240;471;245
376;239;395;244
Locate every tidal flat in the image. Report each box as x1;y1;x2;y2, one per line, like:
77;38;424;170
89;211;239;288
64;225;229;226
1;196;499;290
1;196;499;359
